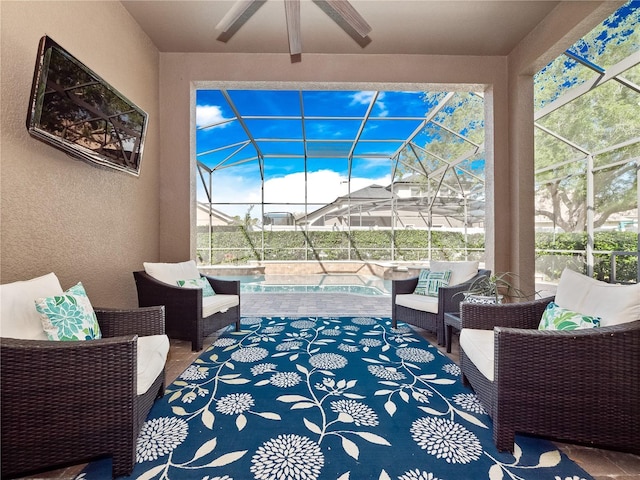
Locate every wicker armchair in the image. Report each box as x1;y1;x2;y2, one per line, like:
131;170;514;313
459;298;640;454
1;306;167;478
134;271;240;351
392;268;490;345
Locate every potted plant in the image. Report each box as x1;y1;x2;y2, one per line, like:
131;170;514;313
458;272;534;304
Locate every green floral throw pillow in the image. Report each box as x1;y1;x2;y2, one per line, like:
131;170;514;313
35;282;102;341
414;270;452;297
176;277;216;297
538;302;601;330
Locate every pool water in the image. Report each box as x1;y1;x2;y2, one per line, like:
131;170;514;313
216;274;391;296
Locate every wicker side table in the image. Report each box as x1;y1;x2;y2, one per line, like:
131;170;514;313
444;312;461;353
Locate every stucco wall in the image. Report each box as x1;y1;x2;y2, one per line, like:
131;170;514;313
0;1;160;307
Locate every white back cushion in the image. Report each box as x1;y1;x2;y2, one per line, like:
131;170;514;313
430;260;479;286
144;260;201;286
555;268;640;326
0;273;64;340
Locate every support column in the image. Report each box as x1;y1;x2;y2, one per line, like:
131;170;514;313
507;73;537;296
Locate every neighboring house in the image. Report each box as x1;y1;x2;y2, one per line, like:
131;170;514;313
197;202;236;227
296;179;485;230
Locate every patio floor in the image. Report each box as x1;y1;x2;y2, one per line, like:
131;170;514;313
18;292;639;480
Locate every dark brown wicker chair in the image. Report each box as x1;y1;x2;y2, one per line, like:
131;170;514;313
392;269;490;345
1;306;167;479
459;298;640;454
134;271;240;351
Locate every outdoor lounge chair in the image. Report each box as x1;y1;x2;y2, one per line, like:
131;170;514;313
0;273;169;478
134;260;240;351
459;268;640;454
392;260;490;345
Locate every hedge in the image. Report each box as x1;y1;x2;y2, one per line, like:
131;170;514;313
196;227;638;282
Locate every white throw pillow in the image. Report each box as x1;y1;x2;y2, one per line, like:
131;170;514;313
430;260;479;286
143;260;201;286
555;268;640;326
0;273;63;340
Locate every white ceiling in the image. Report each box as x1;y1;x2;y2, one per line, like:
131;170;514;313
121;0;560;56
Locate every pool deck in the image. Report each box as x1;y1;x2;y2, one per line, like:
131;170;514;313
242;292;392;317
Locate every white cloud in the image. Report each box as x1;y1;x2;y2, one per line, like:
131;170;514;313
196;105;229;128
350;91;371;105
350;91;388;117
199;169;390;219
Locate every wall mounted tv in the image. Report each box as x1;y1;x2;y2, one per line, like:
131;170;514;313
26;35;147;176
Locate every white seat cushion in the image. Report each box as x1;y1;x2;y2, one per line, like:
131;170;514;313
143;260;201;286
203;294;239;318
459;328;495;381
137;334;170;396
431;260;479;286
555;268;640;326
0;273;64;340
395;293;439;314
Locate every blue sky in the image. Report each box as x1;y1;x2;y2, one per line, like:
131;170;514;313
195;90;438;216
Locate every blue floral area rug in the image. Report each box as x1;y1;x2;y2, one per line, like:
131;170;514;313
79;316;593;480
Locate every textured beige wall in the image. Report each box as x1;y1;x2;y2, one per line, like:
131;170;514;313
0;1;160;307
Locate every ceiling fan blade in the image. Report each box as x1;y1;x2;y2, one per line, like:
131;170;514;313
312;0;371;38
216;0;267;43
284;0;302;56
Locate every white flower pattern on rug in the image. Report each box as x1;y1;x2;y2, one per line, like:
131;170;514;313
230;346;269;362
396;347;436;363
179;365;209;381
453;393;487;415
330;400;379;426
216;393;254;415
250;434;324;480
136;417;189;462
398;470;442;480
410;417;483;464
269;371;303;388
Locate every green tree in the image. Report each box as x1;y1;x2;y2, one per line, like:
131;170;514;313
533;3;639;232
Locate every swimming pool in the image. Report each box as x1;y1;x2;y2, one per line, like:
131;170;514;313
216;274;392;296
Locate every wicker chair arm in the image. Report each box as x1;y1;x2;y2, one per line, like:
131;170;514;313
460;296;554;330
1;335;138;475
203;275;240;296
392;277;420;297
96;306;165;337
1;335;137;401
0;334;138;356
493;320;640;397
134;270;201;309
496;320;640;356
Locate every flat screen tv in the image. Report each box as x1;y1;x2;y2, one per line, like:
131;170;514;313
26;35;147;176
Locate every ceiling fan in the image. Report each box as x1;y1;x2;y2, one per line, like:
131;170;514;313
215;0;372;61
